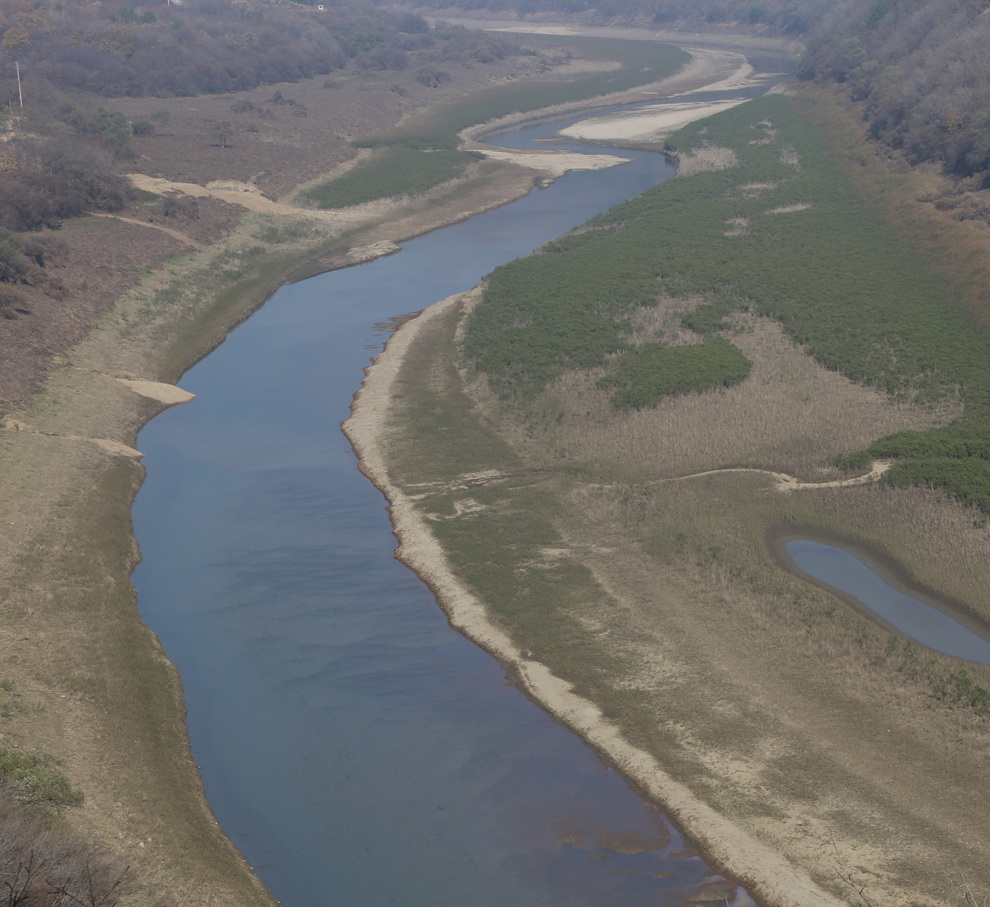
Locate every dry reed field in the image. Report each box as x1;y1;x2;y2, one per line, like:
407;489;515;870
473;311;959;482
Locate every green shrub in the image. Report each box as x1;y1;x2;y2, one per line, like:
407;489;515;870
0;748;84;822
600;338;752;408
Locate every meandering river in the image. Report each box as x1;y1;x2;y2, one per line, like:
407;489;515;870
132;66;789;906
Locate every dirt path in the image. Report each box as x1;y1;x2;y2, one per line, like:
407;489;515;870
667;460;893;492
89;212;206;250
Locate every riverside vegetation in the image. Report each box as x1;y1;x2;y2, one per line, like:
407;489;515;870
377;87;990;905
469;92;990;511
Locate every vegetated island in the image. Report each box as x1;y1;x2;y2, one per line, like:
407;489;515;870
0;5;766;903
346;27;990;907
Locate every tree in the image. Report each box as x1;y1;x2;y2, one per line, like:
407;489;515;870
209;120;232;148
1;27;29;50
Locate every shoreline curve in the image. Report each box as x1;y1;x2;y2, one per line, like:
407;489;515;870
342;290;844;907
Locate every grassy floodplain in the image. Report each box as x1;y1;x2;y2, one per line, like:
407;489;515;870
300;35;688;209
375;88;990;906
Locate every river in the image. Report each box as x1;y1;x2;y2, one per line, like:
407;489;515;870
131;68;787;907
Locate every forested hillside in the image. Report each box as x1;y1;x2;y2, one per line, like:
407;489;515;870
0;0;517;96
801;0;990;180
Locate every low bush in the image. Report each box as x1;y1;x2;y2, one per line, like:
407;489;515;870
600;338;753;408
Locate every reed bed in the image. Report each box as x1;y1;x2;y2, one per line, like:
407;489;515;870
481;316;956;482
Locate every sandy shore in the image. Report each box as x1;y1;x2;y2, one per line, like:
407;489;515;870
343;290;843;907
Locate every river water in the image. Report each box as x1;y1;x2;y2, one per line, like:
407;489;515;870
131;76;783;906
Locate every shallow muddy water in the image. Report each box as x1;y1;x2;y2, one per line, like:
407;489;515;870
785;539;990;665
130;75;788;906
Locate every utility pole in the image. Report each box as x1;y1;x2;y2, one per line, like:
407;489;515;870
15;62;22;109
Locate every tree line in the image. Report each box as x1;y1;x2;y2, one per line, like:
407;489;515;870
0;0;521;98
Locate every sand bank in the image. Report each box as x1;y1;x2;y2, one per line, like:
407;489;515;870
556;50;767;143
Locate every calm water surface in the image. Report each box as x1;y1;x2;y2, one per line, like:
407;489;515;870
786;539;990;665
132;88;776;906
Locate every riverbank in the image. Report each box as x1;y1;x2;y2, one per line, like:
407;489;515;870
0;36;771;903
347;86;990;907
343;288;844;907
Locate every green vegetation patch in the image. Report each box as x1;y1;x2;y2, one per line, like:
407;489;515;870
464;92;990;510
301;148;484;209
600;338;753;408
0;748;83;822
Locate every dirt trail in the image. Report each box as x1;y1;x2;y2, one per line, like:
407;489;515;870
89;212;206;250
668;460;892;492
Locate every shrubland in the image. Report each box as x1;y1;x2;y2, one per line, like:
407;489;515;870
0;746;149;907
463;92;990;512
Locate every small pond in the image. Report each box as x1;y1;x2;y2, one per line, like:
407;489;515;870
782;538;990;665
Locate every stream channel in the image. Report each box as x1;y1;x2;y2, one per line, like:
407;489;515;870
131;69;788;907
